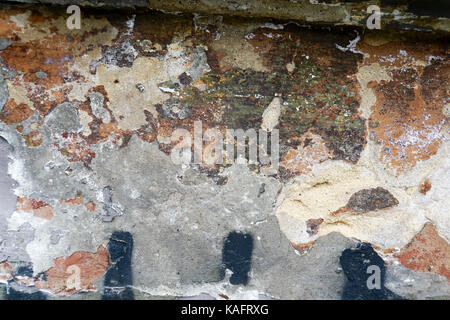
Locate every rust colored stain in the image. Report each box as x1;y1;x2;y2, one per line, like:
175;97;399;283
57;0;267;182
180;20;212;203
396;223;450;280
0;9;87;118
36;246;111;295
218;293;230;300
2;34;76;116
290;240;315;254
57;134;97;166
0;11;20;37
0;99;34;124
17;197;54;220
419;179;432;194
359;39;448;172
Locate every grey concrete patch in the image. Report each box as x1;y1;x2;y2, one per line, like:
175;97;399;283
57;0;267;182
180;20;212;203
0;223;35;263
35;71;48;79
88;92;110;123
0;137;34;264
0;76;8;111
0;39;12;51
254;229;357;300
385;264;450;300
0;137;16;221
45;102;82;135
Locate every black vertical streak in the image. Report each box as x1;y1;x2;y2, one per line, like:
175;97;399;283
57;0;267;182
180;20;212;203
102;231;134;300
221;232;253;285
340;242;404;300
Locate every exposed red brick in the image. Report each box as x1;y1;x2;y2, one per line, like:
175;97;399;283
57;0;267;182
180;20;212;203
36;246;111;296
17;197;54;220
63;194;83;206
33;205;54;220
397;223;450;280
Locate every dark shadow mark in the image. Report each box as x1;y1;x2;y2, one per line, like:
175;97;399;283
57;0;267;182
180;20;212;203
4;264;46;300
340;242;404;300
5;286;46;300
381;0;450;19
15;264;33;278
102;231;134;300
221;232;253;286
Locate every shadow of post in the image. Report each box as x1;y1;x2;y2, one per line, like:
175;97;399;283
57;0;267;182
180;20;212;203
102;231;134;300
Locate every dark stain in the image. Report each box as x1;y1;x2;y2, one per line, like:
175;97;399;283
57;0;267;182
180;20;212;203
4;263;47;300
221;232;253;285
303;137;313;148
346;187;399;213
381;0;450;18
5;286;46;300
340;242;404;300
306;218;324;236
133;11;193;56
178;72;192;86
102;231;134;300
257;183;266;197
15;264;33;277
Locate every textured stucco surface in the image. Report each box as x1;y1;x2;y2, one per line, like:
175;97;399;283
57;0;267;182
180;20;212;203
0;4;448;299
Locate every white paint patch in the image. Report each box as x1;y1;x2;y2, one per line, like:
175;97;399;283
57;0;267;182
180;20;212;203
261;97;281;132
356;63;391;118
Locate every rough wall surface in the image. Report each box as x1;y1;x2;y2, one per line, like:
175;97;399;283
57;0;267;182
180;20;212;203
0;3;448;299
5;0;450;32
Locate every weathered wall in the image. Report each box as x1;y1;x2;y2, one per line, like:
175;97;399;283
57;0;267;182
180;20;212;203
0;3;448;299
5;0;450;32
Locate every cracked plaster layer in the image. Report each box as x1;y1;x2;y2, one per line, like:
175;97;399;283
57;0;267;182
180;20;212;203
0;5;448;299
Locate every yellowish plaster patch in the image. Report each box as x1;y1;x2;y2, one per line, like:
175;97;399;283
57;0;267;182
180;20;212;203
212;30;269;72
356;63;391;118
97;57;172;131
